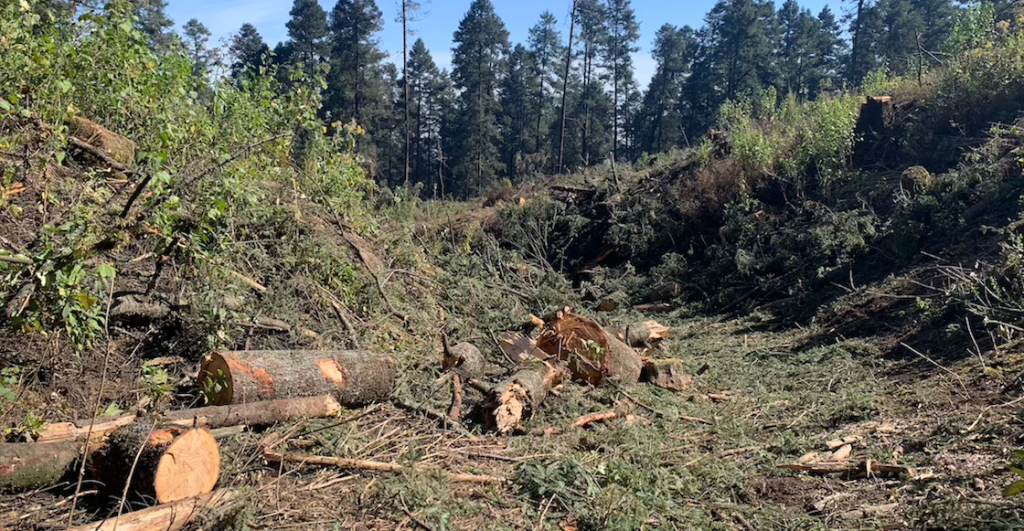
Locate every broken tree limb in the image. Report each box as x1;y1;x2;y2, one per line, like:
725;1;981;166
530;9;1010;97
163;395;343;429
0;441;82;492
65;488;240;531
263;449;504;484
67;116;135;167
103;424;220;505
198;350;395;407
573;410;619;428
483;360;566;434
535;309;642;385
640;359;692;392
448;374;464;421
35;414;138;444
777;459;909;479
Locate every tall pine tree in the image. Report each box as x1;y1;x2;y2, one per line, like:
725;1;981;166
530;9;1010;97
527;12;564;161
603;0;640;162
326;0;387;130
285;0;329;82
449;0;510;195
229;23;270;81
500;44;542;178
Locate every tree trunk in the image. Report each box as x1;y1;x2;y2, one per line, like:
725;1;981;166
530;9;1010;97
403;0;411;186
198;350;395;406
103;423;220;505
442;339;488;381
163;395;343;429
557;0;577;174
483;360;566;433
66;489;240;531
0;442;81;492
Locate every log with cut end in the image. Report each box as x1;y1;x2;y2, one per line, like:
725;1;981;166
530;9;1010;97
617;321;670;348
640;359;692;392
0;442;81;492
66;488;240;531
103;422;220;505
535;309;642;385
483;360;566;433
163;395;342;429
198;350;395;406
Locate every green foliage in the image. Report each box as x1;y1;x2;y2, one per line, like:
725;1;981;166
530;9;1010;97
1005;451;1024;497
0;366;20;404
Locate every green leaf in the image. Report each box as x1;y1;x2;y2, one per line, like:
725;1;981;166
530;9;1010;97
0;99;11;111
1004;479;1024;497
97;263;116;280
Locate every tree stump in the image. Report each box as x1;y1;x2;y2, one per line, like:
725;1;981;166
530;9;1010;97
483;360;566;433
198;350;395;406
103;422;220;505
535;310;642;385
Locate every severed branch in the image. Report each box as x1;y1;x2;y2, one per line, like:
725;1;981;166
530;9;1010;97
264;449;505;484
67;136;130;173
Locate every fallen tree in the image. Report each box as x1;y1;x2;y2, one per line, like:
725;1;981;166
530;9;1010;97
0;441;82;492
65;488;240;531
482;360;566;433
102;424;220;505
198;350;395;406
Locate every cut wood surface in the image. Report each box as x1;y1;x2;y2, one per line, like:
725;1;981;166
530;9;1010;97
65;488;239;531
0;441;81;492
617;321;670;348
535;309;642;385
497;332;541;362
198;350;395;406
264;449;505;484
104;424;220;505
483;360;566;433
36;414;137;444
163;395;343;429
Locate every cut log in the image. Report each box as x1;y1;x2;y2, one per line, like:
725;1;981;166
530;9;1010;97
198;350;395;406
640;359;692;392
617;321;670;348
35;414;137;444
103;423;220;505
648;282;682;303
483;360;566;433
0;442;81;492
66;488;240;531
163;395;342;429
535;309;642;385
442;338;487;380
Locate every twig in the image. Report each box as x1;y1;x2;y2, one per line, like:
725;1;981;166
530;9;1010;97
402;506;438;531
0;253;32;265
681;415;712;425
966;395;1024;432
534;494;556;531
720;445;767;458
900;342;968;395
448;373;464;421
265;450;505;484
67;136;129;172
230;270;267;292
966;316;986;370
113;422;157;530
573;410;619;428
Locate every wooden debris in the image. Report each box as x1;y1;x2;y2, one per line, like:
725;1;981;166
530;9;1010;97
634;303;678;313
68;116;136;168
648;282;682;303
826;435;862;450
777;459;909;479
720;445;767;458
103;424;220;504
640;359;692;392
65;488;240;531
163;395;343;429
617;321;670;348
230;270;267;292
36;415;137;444
0;442;82;492
831;443;853;462
263;449;505;484
497;332;541;362
343;231;385;275
442;337;487;380
198;350;395;406
708;392;731;403
483;360;566;433
839;503;899;520
535;309;642;385
573;410;619;428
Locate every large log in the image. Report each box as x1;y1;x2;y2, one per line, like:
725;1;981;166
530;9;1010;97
483;360;566;434
535;309;642;385
442;338;487;380
66;489;240;531
68;116;136;167
198;350;395;406
103;423;220;505
0;442;81;492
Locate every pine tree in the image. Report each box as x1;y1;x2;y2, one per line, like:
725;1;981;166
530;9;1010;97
812;6;845;96
229;23;270;81
603;0;640;162
527;11;564;161
181;19;214;81
573;0;611;168
704;0;779;102
326;0;387;130
285;0;329;81
449;0;510;196
134;0;176;52
500;44;542;178
872;0;957;76
641;24;698;154
846;0;881;84
405;39;448;188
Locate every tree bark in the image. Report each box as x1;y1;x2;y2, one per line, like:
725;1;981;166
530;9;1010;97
198;350;395;406
557;0;577;174
640;359;692;392
0;442;81;492
103;423;220;505
482;360;566;433
442;338;487;380
163;395;343;429
535;310;642;385
65;489;240;531
264;449;504;484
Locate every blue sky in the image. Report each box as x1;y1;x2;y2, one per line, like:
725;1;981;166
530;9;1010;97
165;0;836;85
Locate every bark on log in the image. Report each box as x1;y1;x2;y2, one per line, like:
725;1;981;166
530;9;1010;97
163;395;343;429
35;414;137;444
68;116;136;167
442;339;487;380
617;321;670;348
65;488;240;531
0;442;81;492
640;359;692;392
198;350;395;406
535;309;642;385
103;423;220;505
483;360;566;433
